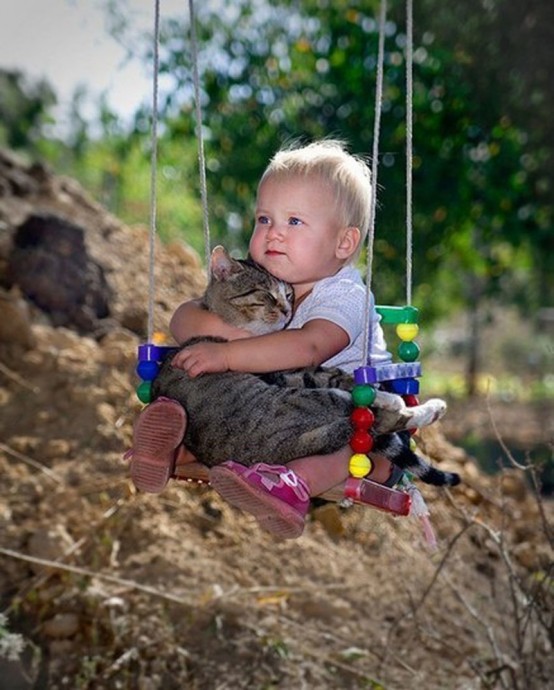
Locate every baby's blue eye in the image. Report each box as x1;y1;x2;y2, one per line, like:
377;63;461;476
289;217;302;226
257;215;270;225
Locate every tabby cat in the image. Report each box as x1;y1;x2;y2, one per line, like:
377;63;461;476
152;246;460;487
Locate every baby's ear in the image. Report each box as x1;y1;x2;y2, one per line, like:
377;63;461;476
210;245;240;280
336;226;361;260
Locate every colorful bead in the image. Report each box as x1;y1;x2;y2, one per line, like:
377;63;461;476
351;407;375;429
396;323;419;341
136;380;152;404
403;394;420;407
349;453;373;478
136;360;160;381
398;341;420;362
350;430;374;454
352;384;376;407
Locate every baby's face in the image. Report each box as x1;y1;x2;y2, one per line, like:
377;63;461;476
249;175;350;299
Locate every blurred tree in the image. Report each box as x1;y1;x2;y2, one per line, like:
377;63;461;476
0;70;56;152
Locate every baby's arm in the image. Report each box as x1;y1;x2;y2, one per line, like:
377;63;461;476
172;319;349;376
170;299;252;344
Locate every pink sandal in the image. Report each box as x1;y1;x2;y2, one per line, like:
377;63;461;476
209;461;310;540
129;397;187;493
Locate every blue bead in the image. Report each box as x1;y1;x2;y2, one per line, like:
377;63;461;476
136;360;160;381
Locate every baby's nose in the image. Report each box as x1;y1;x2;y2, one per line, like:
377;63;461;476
267;222;285;240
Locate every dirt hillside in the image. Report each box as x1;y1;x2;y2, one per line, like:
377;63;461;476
0;149;552;690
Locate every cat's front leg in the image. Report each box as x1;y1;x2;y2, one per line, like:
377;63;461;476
292;367;354;391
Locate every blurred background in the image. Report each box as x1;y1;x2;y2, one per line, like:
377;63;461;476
1;0;553;482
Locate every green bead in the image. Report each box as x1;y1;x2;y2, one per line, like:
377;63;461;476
352;384;376;407
398;341;420;362
136;380;152;403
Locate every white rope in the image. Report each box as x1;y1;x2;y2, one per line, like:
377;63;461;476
188;0;211;268
147;0;161;343
363;0;387;365
405;0;414;305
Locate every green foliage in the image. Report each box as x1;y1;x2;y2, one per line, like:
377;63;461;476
132;0;552;320
3;0;553;325
0;70;56;152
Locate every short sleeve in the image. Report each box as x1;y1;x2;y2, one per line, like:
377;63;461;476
287;267;391;372
290;276;367;344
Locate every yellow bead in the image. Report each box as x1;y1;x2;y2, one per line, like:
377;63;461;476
396;323;419;341
349;453;373;478
410;437;418;451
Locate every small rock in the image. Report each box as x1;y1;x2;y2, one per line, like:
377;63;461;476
42;613;80;639
41;439;72;459
0;288;36;348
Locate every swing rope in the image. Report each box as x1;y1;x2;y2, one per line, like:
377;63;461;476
147;0;161;344
362;0;387;366
363;0;415;365
188;0;211;267
405;0;414;306
146;0;210;347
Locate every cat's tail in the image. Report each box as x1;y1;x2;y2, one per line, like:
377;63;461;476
413;464;461;487
372;433;461;487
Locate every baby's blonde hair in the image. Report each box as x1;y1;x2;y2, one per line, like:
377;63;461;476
259;139;372;259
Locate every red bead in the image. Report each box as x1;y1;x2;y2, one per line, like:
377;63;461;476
351;406;375;429
403;394;420;407
350;430;374;454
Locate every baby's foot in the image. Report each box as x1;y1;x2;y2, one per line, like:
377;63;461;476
129;397;187;493
209;461;310;539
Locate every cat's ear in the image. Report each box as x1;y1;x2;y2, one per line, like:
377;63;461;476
210;245;241;280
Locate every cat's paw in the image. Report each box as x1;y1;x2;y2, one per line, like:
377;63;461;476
406;398;447;429
373;390;406;412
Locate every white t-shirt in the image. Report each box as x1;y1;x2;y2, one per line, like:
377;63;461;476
287;265;391;374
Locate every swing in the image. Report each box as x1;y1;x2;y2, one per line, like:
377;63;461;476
134;0;426;517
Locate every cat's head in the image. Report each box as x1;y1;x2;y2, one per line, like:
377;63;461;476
204;245;294;335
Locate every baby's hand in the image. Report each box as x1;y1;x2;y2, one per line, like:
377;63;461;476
172;341;230;377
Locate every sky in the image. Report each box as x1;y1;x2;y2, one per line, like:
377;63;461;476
0;0;185;126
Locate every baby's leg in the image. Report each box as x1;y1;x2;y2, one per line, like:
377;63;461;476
287;446;394;496
129;397;187;493
208;446;405;539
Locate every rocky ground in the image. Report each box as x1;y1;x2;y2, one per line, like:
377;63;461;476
0;150;552;689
